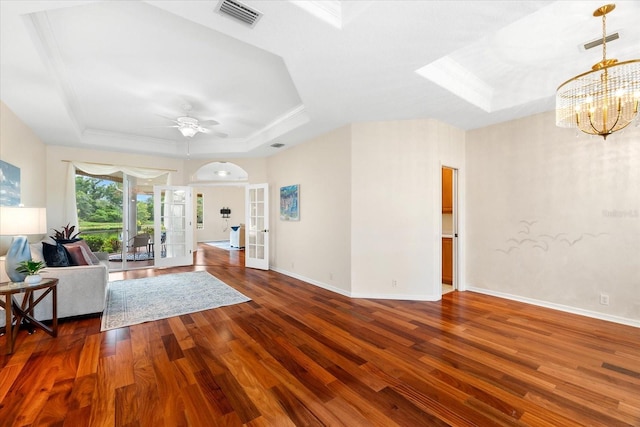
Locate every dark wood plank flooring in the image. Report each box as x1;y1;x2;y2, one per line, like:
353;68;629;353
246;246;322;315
1;244;639;426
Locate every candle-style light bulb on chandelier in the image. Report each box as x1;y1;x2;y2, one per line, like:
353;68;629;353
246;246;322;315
556;4;640;139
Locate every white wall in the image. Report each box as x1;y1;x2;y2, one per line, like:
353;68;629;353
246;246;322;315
466;110;640;325
0;101;47;254
350;119;465;300
267;126;352;295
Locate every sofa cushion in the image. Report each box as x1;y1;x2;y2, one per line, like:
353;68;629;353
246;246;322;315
42;242;71;267
63;240;100;265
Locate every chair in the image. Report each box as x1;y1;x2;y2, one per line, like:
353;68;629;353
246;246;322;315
128;233;150;261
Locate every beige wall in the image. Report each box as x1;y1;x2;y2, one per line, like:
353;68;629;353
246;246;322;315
350;119;465;300
0;102;47;253
194;185;245;242
466;110;640;324
5;95;638;325
267;126;352;295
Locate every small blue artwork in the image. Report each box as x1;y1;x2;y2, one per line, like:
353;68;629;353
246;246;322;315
0;160;21;206
280;184;299;221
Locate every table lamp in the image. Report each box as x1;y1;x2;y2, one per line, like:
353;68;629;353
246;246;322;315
0;207;47;282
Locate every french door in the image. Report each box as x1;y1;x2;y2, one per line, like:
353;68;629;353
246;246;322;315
245;183;269;270
154;186;194;268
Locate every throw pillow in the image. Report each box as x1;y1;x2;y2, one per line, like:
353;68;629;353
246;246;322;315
63;240;100;265
42;242;71;267
65;245;89;266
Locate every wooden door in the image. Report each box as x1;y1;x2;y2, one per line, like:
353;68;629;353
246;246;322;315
442;168;453;213
442;237;453;285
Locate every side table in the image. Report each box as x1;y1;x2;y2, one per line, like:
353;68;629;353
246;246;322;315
0;278;58;354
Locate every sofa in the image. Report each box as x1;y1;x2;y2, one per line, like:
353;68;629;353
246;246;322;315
0;239;109;327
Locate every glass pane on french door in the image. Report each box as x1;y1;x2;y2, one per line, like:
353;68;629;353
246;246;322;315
154;186;193;268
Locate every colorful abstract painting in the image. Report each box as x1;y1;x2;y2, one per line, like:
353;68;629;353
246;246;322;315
0;160;20;206
280;184;299;221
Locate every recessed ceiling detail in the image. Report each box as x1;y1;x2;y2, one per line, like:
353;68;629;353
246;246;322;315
289;0;342;28
19;1;302;158
3;1;640;159
216;0;262;27
416;57;493;113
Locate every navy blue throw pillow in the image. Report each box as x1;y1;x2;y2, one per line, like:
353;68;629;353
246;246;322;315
42;242;71;267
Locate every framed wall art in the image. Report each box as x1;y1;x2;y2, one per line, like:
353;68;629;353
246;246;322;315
280;184;299;221
0;160;21;206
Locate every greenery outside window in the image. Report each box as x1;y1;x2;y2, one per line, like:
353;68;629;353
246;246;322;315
197;193;204;229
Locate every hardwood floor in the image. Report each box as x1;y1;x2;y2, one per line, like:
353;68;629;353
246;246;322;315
1;244;639;426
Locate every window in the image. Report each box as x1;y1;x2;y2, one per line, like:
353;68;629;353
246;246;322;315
196;193;204;229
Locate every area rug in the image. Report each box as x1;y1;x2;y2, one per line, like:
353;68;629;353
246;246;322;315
205;240;243;251
101;271;251;331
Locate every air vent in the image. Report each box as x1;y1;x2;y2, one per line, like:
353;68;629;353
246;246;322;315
217;0;262;27
584;32;619;50
270;143;285;148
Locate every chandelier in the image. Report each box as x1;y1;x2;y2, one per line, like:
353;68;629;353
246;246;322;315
556;4;640;139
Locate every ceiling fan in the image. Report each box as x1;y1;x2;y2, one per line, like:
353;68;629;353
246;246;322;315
157;104;227;138
171;116;218;138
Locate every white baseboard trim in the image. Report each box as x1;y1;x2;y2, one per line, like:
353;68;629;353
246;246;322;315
270;267;440;301
466;286;640;328
270;267;351;298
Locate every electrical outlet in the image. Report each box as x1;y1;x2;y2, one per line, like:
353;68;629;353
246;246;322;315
329;273;333;280
600;293;609;305
391;280;397;288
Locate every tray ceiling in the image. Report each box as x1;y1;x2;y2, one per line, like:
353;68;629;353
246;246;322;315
1;1;639;158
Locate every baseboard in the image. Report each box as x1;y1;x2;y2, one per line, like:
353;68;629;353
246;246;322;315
270;267;439;301
270;267;351;297
466;286;640;328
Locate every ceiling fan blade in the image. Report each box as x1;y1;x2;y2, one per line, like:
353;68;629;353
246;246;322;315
200;128;228;138
199;119;220;126
155;114;179;124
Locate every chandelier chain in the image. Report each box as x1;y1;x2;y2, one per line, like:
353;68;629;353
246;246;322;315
602;12;607;63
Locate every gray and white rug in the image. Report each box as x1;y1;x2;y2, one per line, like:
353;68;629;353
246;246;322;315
101;271;251;331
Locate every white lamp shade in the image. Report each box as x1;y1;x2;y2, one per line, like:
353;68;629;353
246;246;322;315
0;207;47;236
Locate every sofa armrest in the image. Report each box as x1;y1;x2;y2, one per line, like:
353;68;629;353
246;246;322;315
39;264;109;319
94;251;109;261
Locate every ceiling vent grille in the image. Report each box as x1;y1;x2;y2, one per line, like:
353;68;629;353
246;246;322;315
217;0;262;27
583;32;619;50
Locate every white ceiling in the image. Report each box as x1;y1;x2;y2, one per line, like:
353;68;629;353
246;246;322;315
2;0;639;159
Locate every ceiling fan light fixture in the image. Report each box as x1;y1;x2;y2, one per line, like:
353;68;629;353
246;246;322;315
179;125;199;138
556;4;640;139
176;116;203;138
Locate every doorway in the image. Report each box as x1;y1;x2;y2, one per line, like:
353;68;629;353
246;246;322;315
75;171;166;272
441;166;457;294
